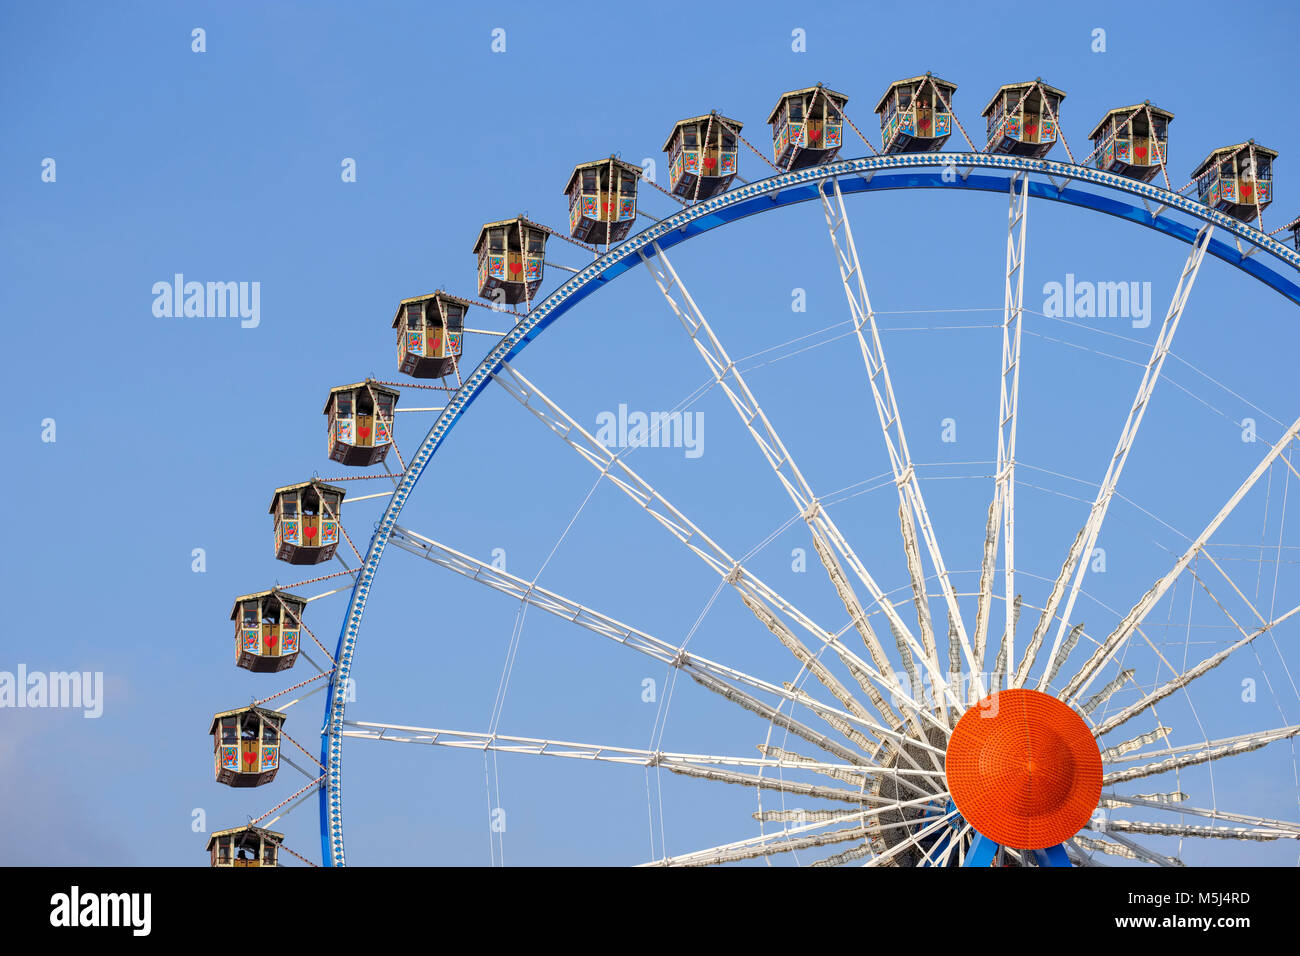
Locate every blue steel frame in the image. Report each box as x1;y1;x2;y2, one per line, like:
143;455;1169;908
964;833;1071;867
318;152;1300;865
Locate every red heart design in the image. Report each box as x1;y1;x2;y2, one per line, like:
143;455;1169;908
243;751;257;765
509;262;522;274
358;426;371;439
808;129;821;141
703;157;717;170
304;526;318;540
1135;147;1147;159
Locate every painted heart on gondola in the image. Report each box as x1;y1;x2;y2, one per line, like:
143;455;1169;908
509;262;522;274
703;157;717;169
807;129;821;141
358;426;371;439
303;526;318;540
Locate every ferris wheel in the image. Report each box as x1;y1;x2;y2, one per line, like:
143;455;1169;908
206;74;1300;868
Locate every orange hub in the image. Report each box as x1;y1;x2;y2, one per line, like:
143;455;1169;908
945;688;1102;850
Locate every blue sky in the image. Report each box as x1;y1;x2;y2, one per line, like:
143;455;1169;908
2;0;1299;866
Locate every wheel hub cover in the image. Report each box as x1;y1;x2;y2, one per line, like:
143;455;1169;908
946;688;1102;849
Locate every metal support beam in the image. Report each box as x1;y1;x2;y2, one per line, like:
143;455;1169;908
1064;414;1300;703
638;240;953;734
977;171;1030;697
1027;224;1214;690
820;175;984;706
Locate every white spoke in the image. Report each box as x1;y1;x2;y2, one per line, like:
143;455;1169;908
1043;621;1086;687
863;810;959;867
685;669;880;770
1093;601;1300;737
737;592;886;753
1100;792;1300;836
341;719;946;784
387;525;942;763
1064;414;1300;703
387;525;674;663
1086;829;1184;867
979;171;1030;692
990;595;1021;692
1100;789;1188;806
1080;668;1135;716
974;499;1002;691
639;241;941;731
811;841;876;867
750;742;935;801
1026;224;1214;689
1073;833;1172;864
820;176;983;702
1073;834;1137;861
1065;840;1109;866
929;822;972;868
758;745;881;786
755;808;863;824
1100;726;1174;761
659;763;937;805
1103;819;1300;842
650;793;944;866
1102;724;1300;785
491;360;956;729
658;825;874;867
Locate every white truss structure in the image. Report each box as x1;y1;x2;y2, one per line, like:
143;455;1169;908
456;193;1300;864
386;525;940;761
982;171;1030;691
1102;819;1299;842
341;720;943;786
489;360;962;752
1102;724;1300;785
1093;600;1300;738
237;141;1300;866
1027;224;1215;690
639;239;961;733
819;177;984;705
1099;792;1300;836
1065;414;1300;704
466;322;1300;864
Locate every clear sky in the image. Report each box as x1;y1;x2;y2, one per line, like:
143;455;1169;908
2;0;1299;866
